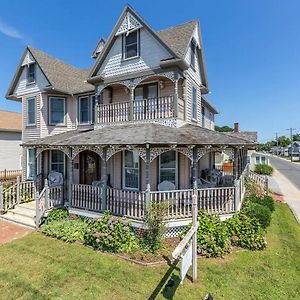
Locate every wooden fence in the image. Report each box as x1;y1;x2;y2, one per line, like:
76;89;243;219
0;169;22;181
248;170;268;191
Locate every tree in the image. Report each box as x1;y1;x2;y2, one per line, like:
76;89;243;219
293;134;300;141
215;125;233;132
277;136;291;147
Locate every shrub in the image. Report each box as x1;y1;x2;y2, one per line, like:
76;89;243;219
244;203;272;229
261;195;275;212
47;208;69;223
84;212;138;253
180;209;231;258
41;219;87;243
243;194;275;213
141;201;170;253
255;164;273;175
226;212;266;250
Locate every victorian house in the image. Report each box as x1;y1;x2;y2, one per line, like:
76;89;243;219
5;5;255;230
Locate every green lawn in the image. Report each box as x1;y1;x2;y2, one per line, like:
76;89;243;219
0;203;299;300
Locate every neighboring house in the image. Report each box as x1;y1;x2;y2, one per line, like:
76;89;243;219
0;110;22;170
5;5;255;227
288;141;300;157
249;152;270;170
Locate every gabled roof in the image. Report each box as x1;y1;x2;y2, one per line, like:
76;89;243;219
201;96;218;114
6;46;94;99
88;5;192;79
226;131;258;143
0;110;22;132
24;123;257;147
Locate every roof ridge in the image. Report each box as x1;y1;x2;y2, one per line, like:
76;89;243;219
157;19;198;33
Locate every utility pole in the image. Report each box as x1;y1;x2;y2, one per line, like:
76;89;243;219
286;128;296;162
275;132;279;155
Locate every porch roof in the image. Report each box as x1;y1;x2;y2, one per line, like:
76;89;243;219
23;123;257;148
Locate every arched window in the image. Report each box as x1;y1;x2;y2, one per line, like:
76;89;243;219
123;150;139;190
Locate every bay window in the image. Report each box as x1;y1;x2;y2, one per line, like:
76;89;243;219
123;150;139;190
49;97;66;125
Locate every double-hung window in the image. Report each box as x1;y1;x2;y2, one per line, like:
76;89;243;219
123;150;139;190
159;151;177;186
79;96;90;124
27;148;36;180
27;97;36;126
50;150;65;174
91;95;96;123
201;106;205;127
190;40;196;69
192;87;197;120
49;97;66;125
26;63;35;84
123;30;139;59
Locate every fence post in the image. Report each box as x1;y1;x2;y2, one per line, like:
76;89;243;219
35;188;40;229
16;176;20;204
44;179;49;211
234;179;240;211
4;169;7;181
145;184;151;207
0;183;3;212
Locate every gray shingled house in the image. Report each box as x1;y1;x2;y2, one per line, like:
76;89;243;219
4;5;256;230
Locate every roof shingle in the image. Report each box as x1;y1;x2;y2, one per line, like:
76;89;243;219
0;110;22;132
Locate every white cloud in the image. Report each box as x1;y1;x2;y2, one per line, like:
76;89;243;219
0;19;22;39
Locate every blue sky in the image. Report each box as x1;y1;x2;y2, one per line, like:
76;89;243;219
0;0;299;142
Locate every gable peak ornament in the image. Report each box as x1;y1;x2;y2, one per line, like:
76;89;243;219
116;12;142;36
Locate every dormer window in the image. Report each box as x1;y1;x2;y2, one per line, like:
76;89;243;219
123;30;139;59
26;63;35;84
190;40;196;69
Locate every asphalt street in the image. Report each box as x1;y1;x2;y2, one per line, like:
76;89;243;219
268;155;300;190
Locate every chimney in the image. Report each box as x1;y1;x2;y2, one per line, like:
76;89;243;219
234;122;239;132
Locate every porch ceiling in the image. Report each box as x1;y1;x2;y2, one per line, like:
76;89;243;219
23;123;257;148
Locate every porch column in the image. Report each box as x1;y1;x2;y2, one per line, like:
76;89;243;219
192;147;198;187
68;149;73;207
145;145;151;206
101;147;108;211
129;86;134;121
174;72;179;118
233;148;239;179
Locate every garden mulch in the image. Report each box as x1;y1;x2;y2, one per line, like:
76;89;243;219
0;220;33;245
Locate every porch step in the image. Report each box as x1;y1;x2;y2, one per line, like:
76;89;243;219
0;201;36;229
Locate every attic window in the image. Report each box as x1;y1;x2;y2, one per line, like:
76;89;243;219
123;30;139;59
26;63;35;84
190;40;196;69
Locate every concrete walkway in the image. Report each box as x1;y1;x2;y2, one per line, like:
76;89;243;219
0;220;33;245
271;169;300;225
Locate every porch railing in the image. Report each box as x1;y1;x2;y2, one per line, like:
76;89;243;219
96;96;174;124
0;169;22;181
71;184;102;212
248;170;268;191
107;187;146;219
0;178;35;213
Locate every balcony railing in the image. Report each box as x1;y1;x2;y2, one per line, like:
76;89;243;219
96;96;175;124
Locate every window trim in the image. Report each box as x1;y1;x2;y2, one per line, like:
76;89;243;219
26;63;36;85
201;105;205;127
159;151;178;188
48;96;66;126
122;29;140;61
26;97;36;126
49;150;65;175
122;150;140;191
192;87;197;121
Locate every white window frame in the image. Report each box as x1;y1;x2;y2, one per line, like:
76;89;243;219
123;29;140;60
50;150;65;175
159;151;178;188
48;97;66;126
26;63;35;84
27;148;36;180
122;150;140;191
192;87;197;120
27;97;36;126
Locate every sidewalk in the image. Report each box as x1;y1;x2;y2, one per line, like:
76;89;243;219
271;169;300;225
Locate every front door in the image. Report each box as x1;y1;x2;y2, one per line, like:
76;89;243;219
80;151;100;185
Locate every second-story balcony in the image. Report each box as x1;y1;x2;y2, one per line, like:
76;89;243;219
96;95;181;124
